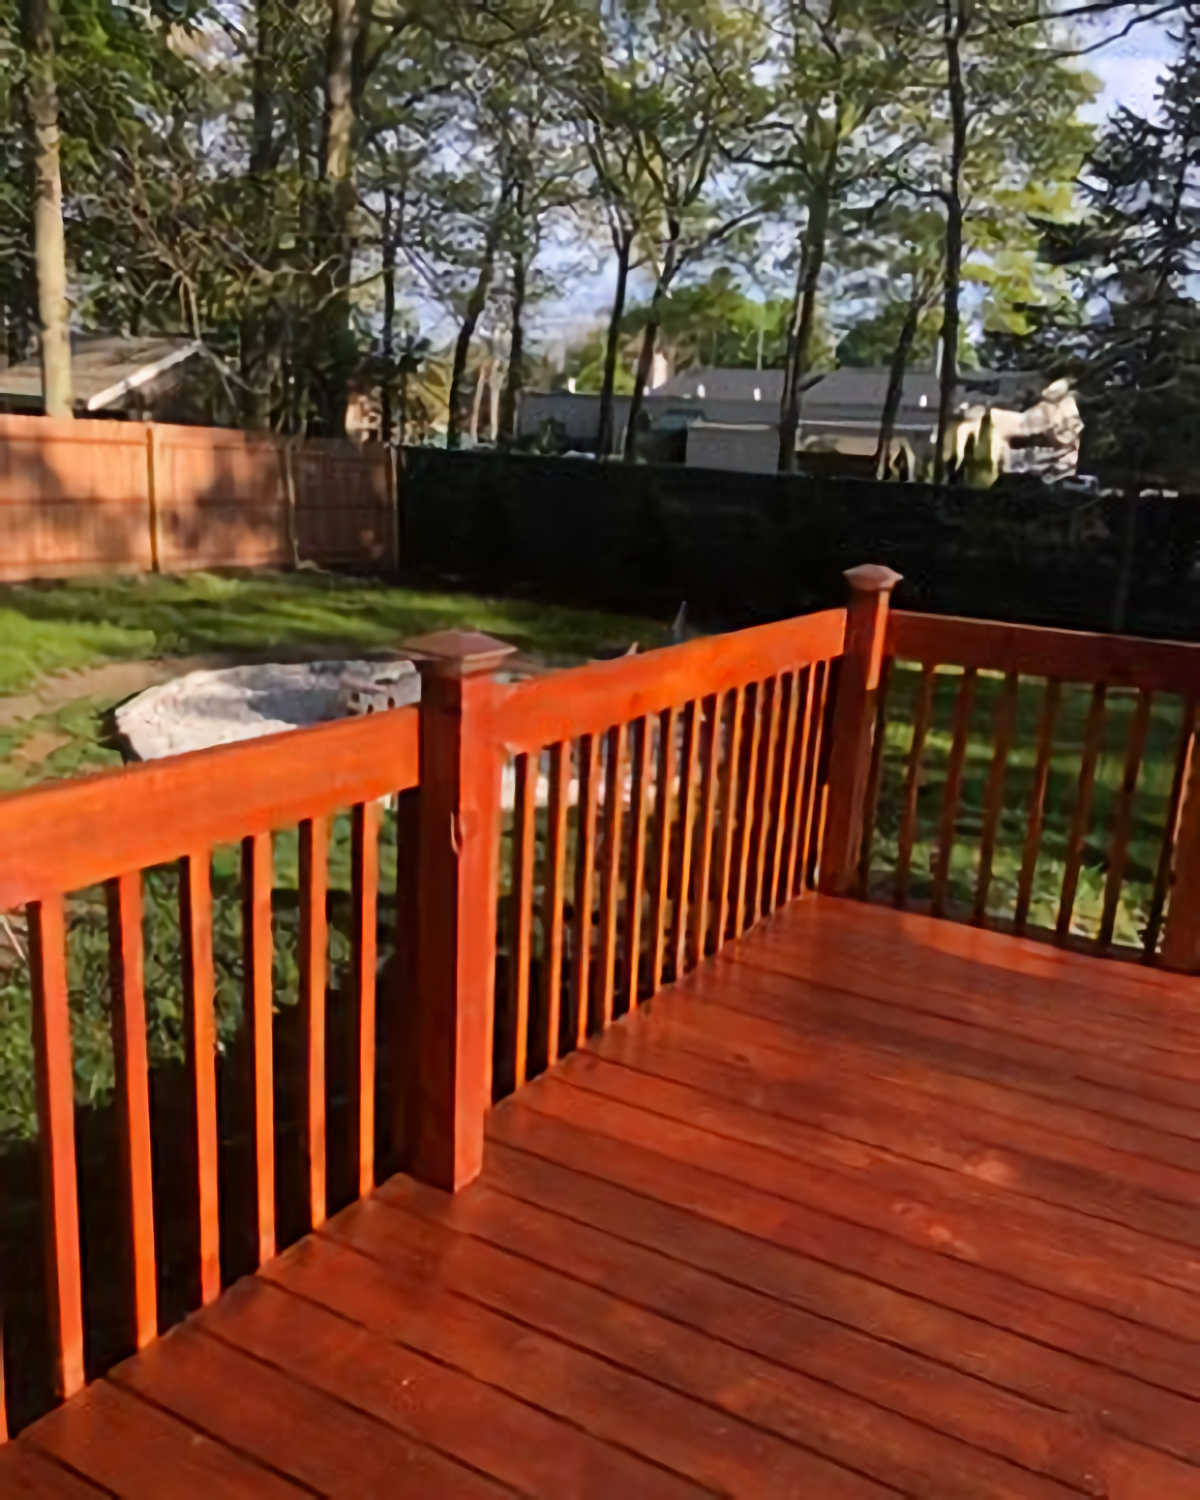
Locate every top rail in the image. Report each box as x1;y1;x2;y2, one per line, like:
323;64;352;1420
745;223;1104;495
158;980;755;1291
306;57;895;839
0;707;419;909
491;608;847;752
889;611;1200;695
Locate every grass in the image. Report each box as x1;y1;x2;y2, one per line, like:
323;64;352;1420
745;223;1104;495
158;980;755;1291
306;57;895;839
866;661;1184;950
0;569;664;792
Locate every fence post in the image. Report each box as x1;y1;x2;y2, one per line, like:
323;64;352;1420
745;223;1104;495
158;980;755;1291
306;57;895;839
402;628;517;1191
1161;732;1200;970
145;424;162;573
818;563;902;896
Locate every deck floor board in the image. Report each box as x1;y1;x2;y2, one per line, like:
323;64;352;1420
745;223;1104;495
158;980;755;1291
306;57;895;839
7;896;1200;1498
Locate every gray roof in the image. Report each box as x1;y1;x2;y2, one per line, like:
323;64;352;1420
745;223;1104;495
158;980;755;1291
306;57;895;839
0;335;202;409
656;365;1047;417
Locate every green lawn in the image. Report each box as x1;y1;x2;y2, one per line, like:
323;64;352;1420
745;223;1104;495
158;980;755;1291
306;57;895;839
866;662;1184;951
0;570;663;793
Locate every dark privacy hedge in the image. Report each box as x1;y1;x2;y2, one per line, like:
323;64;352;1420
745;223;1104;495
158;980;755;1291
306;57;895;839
398;448;1200;639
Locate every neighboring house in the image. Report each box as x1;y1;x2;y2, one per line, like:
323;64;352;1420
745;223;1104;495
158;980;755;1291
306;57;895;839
517;364;1082;478
0;335;211;421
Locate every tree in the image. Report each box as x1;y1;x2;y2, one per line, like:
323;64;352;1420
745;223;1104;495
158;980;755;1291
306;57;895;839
20;0;70;415
923;0;1096;480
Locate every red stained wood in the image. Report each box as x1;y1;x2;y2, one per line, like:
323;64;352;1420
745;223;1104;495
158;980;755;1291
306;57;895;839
1013;679;1062;936
649;707;678;991
623;718;651;1010
972;672;1019;925
732;682;763;937
492;608;847;753
298;816;328;1229
0;708;419;911
27;896;84;1399
180;852;220;1305
749;675;783;922
784;666;818;897
408;638;511;1192
767;671;800;913
1056;682;1107;939
890;610;1200;695
572;733;600;1047
542;740;570;1064
1099;690;1152;948
241;831;275;1265
689;694;720;965
821;567;900;896
1162;700;1200;970
931;668;977;916
106;871;158;1350
508;753;537;1088
597;725;627;1026
894;663;935;907
352;802;380;1196
713;685;745;950
797;661;831;895
1147;695;1197;958
670;702;701;978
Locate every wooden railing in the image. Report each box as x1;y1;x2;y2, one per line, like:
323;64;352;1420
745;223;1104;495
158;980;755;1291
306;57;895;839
4;566;1200;1436
827;572;1200;968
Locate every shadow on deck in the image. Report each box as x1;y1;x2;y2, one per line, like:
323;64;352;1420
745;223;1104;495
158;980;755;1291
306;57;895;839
7;895;1200;1499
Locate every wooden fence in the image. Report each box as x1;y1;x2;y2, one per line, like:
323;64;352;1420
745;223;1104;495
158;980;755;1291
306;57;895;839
3;567;1200;1434
0;414;395;581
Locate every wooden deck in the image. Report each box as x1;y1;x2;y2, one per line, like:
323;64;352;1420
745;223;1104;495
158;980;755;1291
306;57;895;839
7;894;1200;1499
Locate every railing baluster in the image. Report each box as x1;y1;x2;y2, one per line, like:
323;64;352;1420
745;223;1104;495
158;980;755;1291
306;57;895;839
106;871;157;1349
27;895;84;1398
1013;678;1062;936
972;672;1019;926
543;740;569;1064
931;668;977;917
671;702;701;978
714;686;744;950
298;817;328;1229
1056;682;1108;940
597;725;627;1028
783;667;817;898
750;676;783;923
856;658;892;897
1099;690;1152;948
797;661;831;895
767;671;800;914
649;706;678;991
179;852;220;1304
351;802;379;1197
509;754;536;1090
1146;695;1197;958
572;733;600;1047
733;683;763;936
690;694;720;964
241;831;275;1265
894;663;936;907
624;718;651;1010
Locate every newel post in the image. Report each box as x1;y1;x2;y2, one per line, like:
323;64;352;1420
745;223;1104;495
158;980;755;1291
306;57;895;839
818;564;902;896
403;628;516;1190
1161;732;1200;972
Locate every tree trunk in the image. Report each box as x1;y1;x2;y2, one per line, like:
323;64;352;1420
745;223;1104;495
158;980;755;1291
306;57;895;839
469;357;488;444
240;0;280;429
498;239;526;445
446;193;508;449
777;182;831;473
596;227;632;456
934;0;967;485
21;0;71;418
380;185;397;444
623;221;679;463
874;297;922;479
315;0;362;434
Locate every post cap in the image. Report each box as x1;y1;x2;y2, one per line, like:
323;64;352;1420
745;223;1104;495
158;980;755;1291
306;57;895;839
844;564;902;595
400;629;518;678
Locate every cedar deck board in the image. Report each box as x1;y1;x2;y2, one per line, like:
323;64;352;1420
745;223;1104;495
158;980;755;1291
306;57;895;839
7;896;1200;1498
